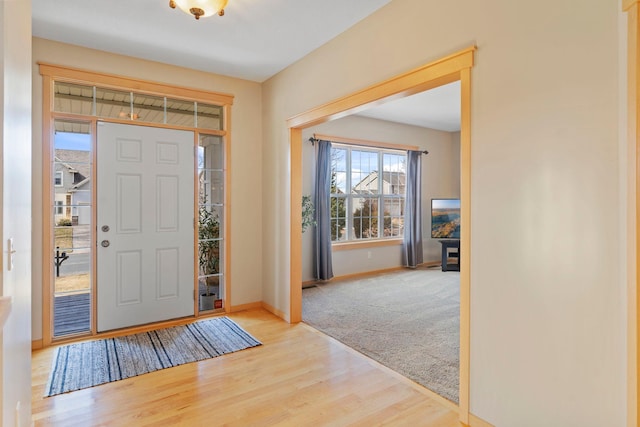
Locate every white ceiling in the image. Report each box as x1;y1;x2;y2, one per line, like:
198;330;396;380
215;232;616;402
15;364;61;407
32;0;460;132
32;0;392;83
355;81;461;132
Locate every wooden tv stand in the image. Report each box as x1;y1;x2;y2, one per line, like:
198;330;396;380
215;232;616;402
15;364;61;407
438;239;460;272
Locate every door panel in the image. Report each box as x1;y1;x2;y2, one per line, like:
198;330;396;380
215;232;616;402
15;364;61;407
116;250;142;305
157;248;180;298
157;175;179;231
117;174;142;233
97;122;194;332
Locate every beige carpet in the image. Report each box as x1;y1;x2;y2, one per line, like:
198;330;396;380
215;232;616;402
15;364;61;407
302;266;459;403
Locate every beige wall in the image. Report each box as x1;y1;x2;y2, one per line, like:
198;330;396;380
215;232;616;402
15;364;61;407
301;115;460;281
2;0;33;425
31;38;264;340
262;0;624;425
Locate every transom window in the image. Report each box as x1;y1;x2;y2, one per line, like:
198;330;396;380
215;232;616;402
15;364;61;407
330;144;406;242
53;81;223;130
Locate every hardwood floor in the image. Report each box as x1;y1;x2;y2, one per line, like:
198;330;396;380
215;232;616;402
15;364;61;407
32;309;460;426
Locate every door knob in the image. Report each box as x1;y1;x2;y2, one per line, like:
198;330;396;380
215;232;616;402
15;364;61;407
101;240;110;248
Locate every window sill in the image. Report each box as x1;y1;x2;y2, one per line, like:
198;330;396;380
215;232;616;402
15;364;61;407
332;238;403;252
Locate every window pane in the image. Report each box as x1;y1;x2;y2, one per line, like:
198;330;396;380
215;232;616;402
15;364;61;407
382;153;406;195
53;119;92;245
330;196;347;241
198;205;223;240
54;204;91;237
52;162;91;192
95;87;132;119
197;103;223;130
54;251;90;293
53;249;91;336
199;275;221;303
132;93;165;124
198;170;224;205
199;134;224;205
166;98;195;127
54;82;94;115
198;241;221;276
352;197;379;239
54;120;91;138
383;197;405;237
330;147;347;194
351;150;379;194
198;204;224;276
198;135;223;170
383;153;406;173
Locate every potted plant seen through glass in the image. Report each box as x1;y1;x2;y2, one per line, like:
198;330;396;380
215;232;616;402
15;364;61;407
198;204;220;311
302;195;316;233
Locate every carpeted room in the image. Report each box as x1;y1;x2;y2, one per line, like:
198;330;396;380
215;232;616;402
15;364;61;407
300;105;462;403
303;266;460;403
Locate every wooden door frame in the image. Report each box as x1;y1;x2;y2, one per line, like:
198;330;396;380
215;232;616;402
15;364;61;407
625;2;640;426
286;46;475;424
39;63;234;347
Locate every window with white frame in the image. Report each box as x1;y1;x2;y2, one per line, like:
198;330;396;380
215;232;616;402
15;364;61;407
54;171;63;187
330;144;406;242
55;201;64;215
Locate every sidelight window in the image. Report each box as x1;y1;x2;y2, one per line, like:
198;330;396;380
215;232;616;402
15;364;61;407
197;134;225;312
52;119;93;338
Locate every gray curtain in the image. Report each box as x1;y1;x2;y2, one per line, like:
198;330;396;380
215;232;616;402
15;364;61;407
313;140;334;280
402;150;423;268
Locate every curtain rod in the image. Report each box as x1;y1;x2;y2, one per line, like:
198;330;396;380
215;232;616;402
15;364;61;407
308;137;428;155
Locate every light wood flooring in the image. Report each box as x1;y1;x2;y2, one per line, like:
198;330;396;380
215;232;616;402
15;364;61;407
32;309;460;426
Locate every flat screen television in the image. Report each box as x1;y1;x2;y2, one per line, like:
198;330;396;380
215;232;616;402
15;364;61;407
431;198;460;239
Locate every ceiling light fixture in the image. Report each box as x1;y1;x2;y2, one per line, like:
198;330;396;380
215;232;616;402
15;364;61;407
169;0;228;20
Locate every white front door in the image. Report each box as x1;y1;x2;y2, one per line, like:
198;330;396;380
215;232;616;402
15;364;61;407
97;122;194;332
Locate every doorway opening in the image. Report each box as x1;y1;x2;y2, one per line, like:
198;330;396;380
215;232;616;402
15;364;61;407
287;46;475;423
299;81;462;404
40;64;233;345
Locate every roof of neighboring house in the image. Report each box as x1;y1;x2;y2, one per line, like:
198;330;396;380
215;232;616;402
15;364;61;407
70;177;91;191
381;171;405;187
353;171;406;193
55;149;91;184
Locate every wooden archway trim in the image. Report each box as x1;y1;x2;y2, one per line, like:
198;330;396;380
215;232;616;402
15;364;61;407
287;46;475;424
624;1;640;426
